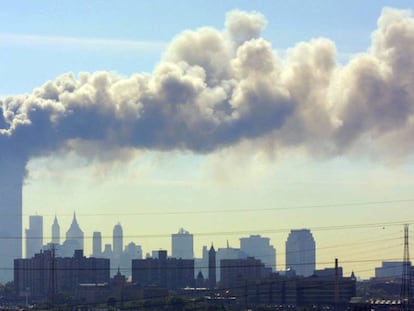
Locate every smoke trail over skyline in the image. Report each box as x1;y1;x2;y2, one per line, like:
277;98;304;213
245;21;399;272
1;8;414;167
1;6;414;283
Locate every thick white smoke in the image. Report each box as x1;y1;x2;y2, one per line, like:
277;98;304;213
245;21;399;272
1;8;414;164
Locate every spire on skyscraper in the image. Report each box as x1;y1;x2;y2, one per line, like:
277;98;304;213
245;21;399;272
65;211;84;250
208;243;216;289
51;215;60;245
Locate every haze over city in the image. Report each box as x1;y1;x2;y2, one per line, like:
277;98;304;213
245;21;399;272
1;0;414;282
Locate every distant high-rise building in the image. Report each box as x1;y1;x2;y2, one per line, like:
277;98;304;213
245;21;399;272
285;229;316;277
375;261;410;279
152;250;167;259
93;222;142;278
216;243;248;281
171;228;194;259
113;223;123;257
51;216;60;245
0;154;24;283
202;245;208;261
102;244;112;258
240;234;276;271
93;231;102;257
208;244;216;289
121;242;143;277
124;242;142;259
195;245;209;279
25;215;43;258
65;212;84;250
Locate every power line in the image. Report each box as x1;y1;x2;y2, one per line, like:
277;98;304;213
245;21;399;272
12;219;414;240
19;198;414;217
4;257;404;272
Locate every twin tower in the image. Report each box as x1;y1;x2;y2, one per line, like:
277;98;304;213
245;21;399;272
0;165;24;283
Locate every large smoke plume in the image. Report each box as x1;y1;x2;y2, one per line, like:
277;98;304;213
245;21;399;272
2;8;414;163
0;7;414;281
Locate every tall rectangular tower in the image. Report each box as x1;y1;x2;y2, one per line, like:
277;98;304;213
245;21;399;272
93;231;102;258
0;156;24;283
171;228;194;259
285;229;316;277
25;215;43;258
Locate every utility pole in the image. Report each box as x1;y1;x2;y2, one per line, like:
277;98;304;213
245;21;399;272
48;244;57;309
400;224;412;311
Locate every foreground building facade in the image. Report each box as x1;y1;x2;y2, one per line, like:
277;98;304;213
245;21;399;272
132;250;194;289
14;249;110;301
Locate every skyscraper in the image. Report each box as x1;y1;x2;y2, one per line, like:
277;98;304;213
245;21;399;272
171;228;194;259
208;244;216;289
51;215;60;245
240;234;276;271
93;231;102;257
285;229;316;277
121;242;143;277
113;223;123;257
102;244;112;258
65;212;84;250
25;215;43;258
0;155;24;282
195;245;209;280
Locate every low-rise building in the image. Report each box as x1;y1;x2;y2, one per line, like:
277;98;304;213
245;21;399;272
14;249;110;301
220;257;271;289
132;250;194;289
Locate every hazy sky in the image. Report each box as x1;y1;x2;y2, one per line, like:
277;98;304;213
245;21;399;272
2;0;414;279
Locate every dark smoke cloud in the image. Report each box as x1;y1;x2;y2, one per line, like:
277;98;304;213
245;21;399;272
1;8;414;164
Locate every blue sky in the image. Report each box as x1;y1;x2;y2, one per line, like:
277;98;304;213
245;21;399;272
2;0;414;279
2;0;411;94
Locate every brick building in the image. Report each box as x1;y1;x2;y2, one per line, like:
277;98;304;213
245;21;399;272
14;249;110;301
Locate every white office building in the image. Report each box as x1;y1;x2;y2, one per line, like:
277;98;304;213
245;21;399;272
240;234;276;271
171;228;194;259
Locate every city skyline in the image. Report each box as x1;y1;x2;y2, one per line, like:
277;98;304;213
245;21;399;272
1;0;414;282
21;213;409;281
